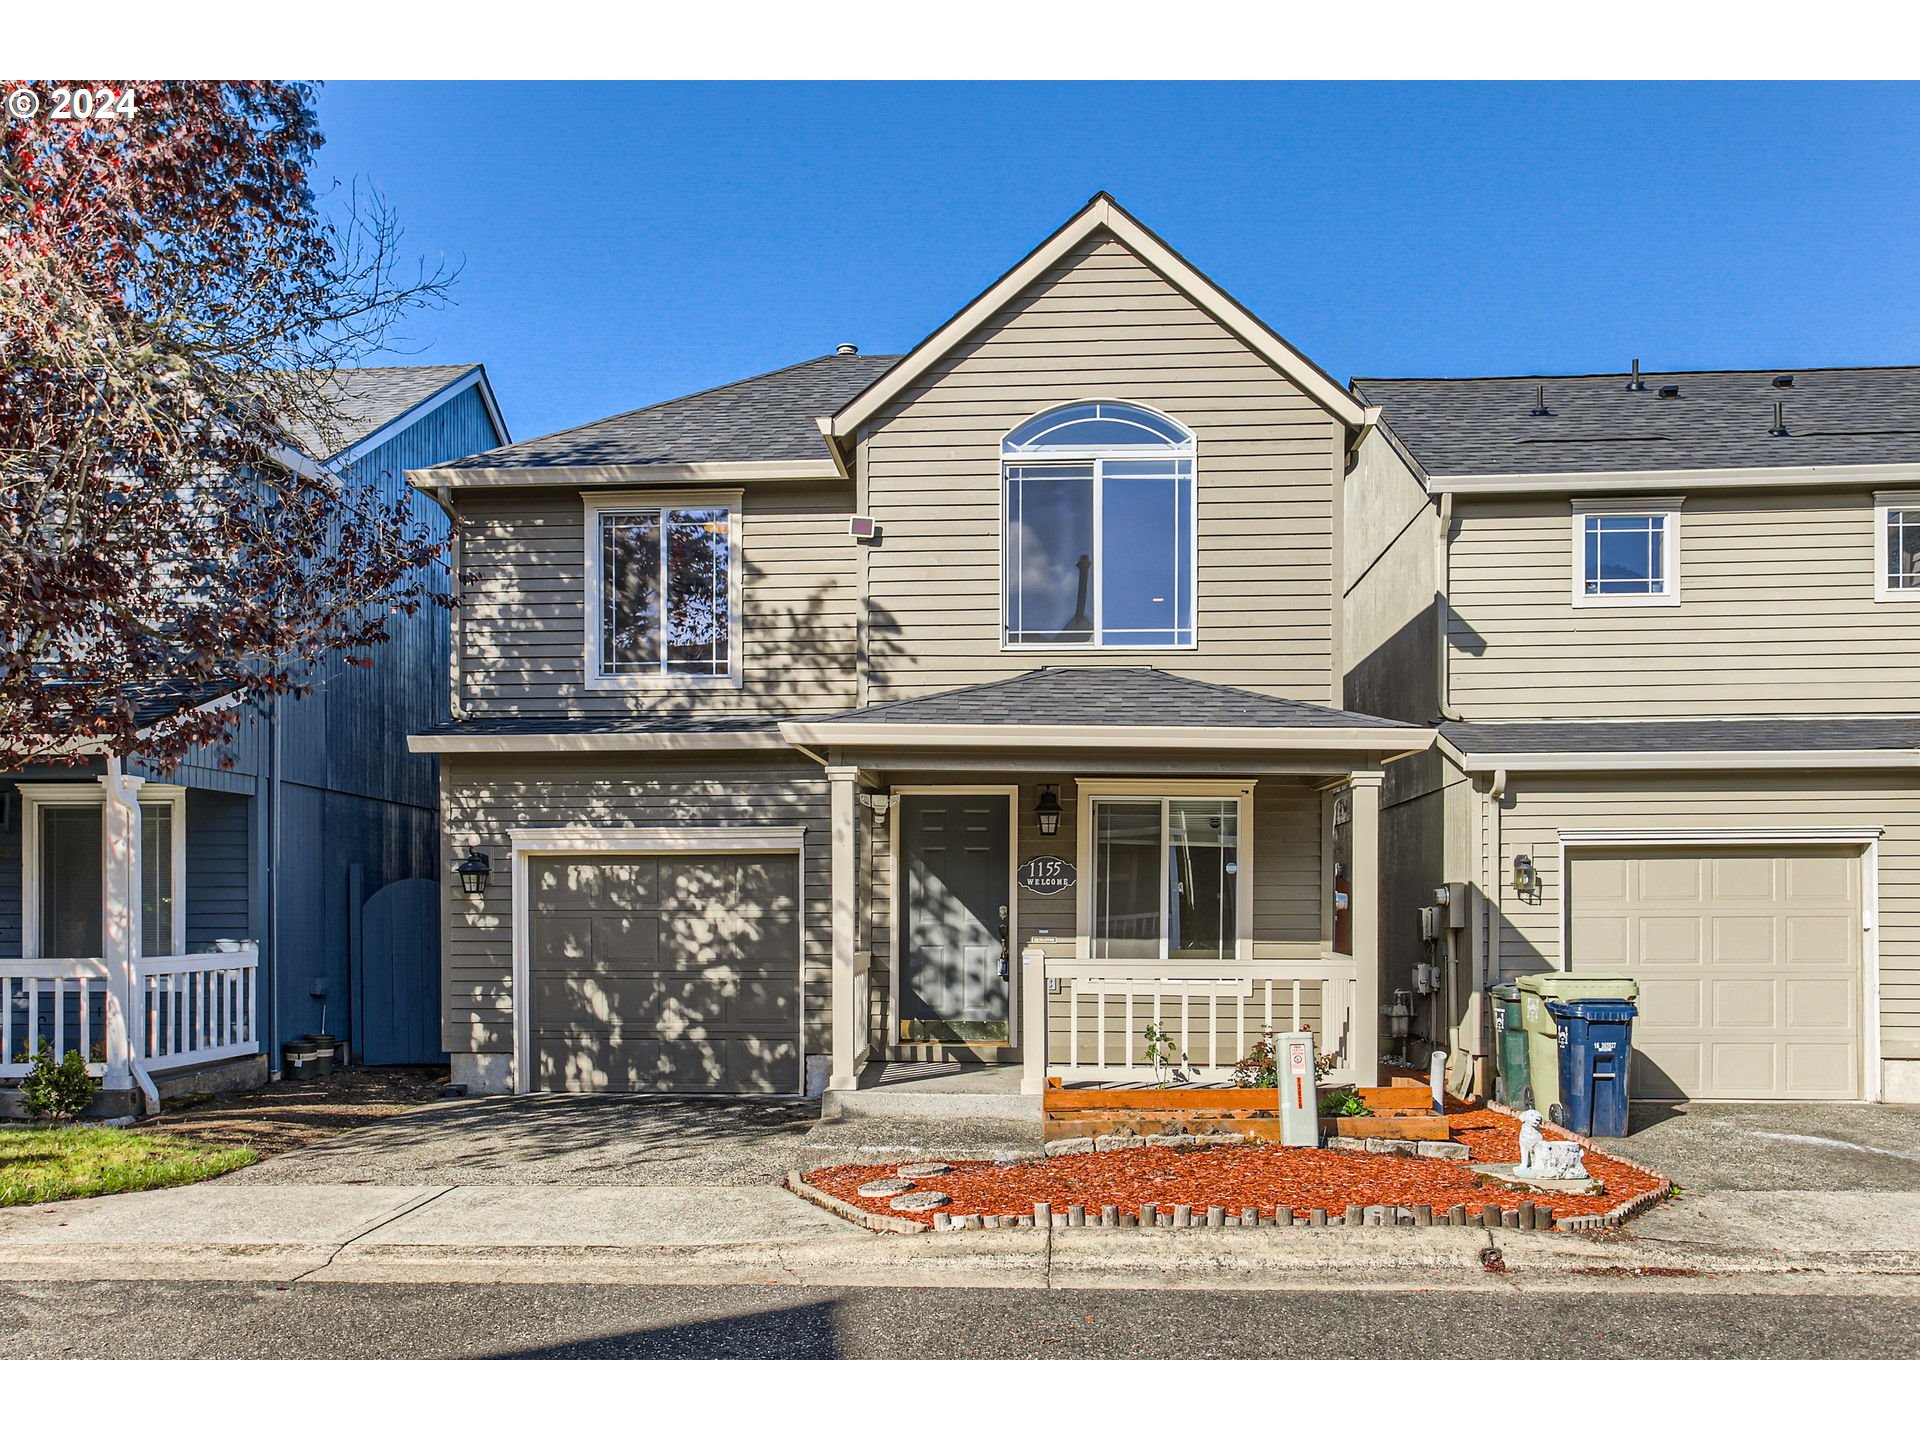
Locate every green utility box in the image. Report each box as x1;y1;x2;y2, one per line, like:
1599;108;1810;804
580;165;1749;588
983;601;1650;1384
1514;973;1639;1115
1489;982;1528;1107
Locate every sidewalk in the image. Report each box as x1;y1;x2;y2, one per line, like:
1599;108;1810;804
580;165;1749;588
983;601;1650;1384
5;1177;1919;1293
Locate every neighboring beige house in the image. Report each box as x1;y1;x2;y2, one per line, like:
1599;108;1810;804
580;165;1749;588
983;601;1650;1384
406;194;1429;1099
1347;366;1920;1106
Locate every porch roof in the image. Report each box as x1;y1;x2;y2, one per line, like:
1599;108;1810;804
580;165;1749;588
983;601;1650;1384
408;715;788;754
779;668;1430;759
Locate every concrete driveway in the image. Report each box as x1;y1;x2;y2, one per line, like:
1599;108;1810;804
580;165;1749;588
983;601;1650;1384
223;1094;826;1187
1601;1102;1920;1262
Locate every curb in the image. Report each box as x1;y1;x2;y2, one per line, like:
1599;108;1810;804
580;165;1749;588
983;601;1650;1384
783;1171;930;1234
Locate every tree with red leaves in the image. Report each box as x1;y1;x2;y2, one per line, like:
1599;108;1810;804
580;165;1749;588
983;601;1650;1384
0;80;455;769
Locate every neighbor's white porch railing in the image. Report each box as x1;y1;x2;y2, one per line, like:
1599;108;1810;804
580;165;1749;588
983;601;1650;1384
137;947;261;1069
0;958;114;1079
1020;944;1361;1092
1;945;260;1086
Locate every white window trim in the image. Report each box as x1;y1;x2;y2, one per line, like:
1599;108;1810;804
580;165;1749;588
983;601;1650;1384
506;824;806;1096
999;401;1200;653
582;489;744;690
1072;778;1255;962
1874;490;1920;602
18;781;188;960
1570;495;1683;609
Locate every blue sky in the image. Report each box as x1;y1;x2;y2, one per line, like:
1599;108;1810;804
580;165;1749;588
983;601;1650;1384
312;82;1920;446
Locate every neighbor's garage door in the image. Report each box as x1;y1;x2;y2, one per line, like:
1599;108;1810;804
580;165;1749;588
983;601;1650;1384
527;853;800;1093
1568;846;1862;1101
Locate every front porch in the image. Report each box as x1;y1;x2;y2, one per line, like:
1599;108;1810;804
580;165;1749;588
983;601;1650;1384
1;770;261;1109
780;667;1432;1107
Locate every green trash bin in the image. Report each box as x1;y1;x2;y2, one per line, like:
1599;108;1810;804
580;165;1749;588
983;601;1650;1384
1489;982;1527;1107
1514;973;1639;1115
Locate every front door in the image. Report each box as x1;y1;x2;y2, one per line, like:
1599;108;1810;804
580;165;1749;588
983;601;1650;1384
898;793;1011;1045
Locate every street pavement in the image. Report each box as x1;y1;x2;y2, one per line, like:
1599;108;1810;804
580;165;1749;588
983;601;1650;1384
0;1279;1914;1358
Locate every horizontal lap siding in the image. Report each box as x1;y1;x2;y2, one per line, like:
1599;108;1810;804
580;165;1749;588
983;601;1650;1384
440;756;831;1056
1487;774;1920;1061
862;235;1341;704
458;480;858;718
184;791;252;949
1449;491;1920;718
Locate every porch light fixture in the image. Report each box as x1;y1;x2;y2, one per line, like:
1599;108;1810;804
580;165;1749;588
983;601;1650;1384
1511;854;1539;900
456;847;492;896
1034;787;1062;836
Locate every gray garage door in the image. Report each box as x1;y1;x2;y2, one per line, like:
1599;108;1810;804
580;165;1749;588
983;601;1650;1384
1568;846;1862;1101
528;853;800;1094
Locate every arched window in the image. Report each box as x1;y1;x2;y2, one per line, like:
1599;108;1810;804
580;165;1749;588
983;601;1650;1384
1002;401;1195;647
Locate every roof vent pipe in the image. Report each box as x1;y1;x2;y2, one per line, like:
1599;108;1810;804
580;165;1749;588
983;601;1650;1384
1530;385;1550;416
1627;359;1646;392
1770;400;1789;436
836;343;859;355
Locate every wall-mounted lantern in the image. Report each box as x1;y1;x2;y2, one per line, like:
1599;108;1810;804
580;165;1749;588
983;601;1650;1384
456;847;492;896
1034;786;1062;836
1511;854;1539;901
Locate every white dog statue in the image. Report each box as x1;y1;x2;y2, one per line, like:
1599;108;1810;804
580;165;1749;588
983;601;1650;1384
1513;1109;1590;1181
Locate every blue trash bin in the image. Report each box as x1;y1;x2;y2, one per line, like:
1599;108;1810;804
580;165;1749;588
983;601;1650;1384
1545;998;1637;1138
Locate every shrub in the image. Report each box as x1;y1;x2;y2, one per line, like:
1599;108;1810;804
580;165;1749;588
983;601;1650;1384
1231;1027;1339;1089
20;1043;99;1123
1318;1086;1371;1118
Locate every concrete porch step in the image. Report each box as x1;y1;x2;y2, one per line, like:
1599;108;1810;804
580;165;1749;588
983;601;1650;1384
821;1062;1043;1122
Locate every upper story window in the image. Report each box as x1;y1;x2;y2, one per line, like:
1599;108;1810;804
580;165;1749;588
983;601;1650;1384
1002;401;1196;648
585;491;741;686
1876;491;1920;601
1570;496;1682;608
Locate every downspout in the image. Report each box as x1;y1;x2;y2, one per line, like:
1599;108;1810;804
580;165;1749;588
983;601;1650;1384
1485;766;1507;992
267;696;283;1068
102;755;160;1115
1435;493;1462;722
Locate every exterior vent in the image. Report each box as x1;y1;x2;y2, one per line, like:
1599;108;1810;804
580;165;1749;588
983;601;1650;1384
1626;359;1646;392
836;343;860;355
1658;384;1681;399
1530;384;1551;416
1770;400;1789;436
1772;374;1794;388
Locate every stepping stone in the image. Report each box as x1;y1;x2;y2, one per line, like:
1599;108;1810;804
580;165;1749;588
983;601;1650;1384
896;1162;951;1179
890;1191;951;1212
858;1178;915;1198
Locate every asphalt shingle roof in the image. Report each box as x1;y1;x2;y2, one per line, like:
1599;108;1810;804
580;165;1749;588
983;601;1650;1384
1354;366;1920;478
438;352;900;471
1441;717;1920;757
282;365;481;461
812;667;1421;730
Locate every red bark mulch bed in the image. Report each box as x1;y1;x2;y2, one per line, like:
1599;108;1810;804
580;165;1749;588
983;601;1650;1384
804;1110;1663;1224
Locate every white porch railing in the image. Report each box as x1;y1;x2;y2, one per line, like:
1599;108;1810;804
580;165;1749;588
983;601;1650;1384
0;958;113;1079
1021;945;1362;1091
1;945;260;1087
138;948;261;1069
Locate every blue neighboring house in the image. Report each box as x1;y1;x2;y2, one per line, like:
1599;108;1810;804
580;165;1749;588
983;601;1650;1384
0;366;508;1112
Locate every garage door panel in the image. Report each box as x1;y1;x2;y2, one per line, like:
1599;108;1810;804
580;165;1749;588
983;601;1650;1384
529;852;801;1095
1569;845;1863;1101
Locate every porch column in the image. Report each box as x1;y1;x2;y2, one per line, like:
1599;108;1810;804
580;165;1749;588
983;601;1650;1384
826;765;860;1093
95;765;142;1090
1347;769;1383;1086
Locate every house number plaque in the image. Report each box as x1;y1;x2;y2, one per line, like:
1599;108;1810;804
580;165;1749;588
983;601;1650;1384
1017;855;1076;896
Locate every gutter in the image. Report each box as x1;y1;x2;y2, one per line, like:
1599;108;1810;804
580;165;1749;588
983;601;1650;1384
1442;747;1920;773
776;719;1434;760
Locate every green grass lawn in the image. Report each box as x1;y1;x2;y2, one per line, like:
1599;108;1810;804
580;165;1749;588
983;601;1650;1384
0;1125;257;1206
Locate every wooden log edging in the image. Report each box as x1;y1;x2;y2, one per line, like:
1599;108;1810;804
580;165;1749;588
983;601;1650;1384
1483;1100;1677;1231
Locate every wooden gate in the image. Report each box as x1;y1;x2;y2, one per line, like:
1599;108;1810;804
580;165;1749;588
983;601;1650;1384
350;870;445;1066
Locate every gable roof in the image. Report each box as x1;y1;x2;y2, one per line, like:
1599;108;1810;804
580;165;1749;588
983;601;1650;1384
415;352;896;485
823;193;1372;452
281;365;498;464
1355;365;1920;489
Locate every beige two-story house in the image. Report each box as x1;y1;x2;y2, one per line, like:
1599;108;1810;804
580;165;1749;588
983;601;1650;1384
405;194;1428;1100
1347;366;1920;1106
